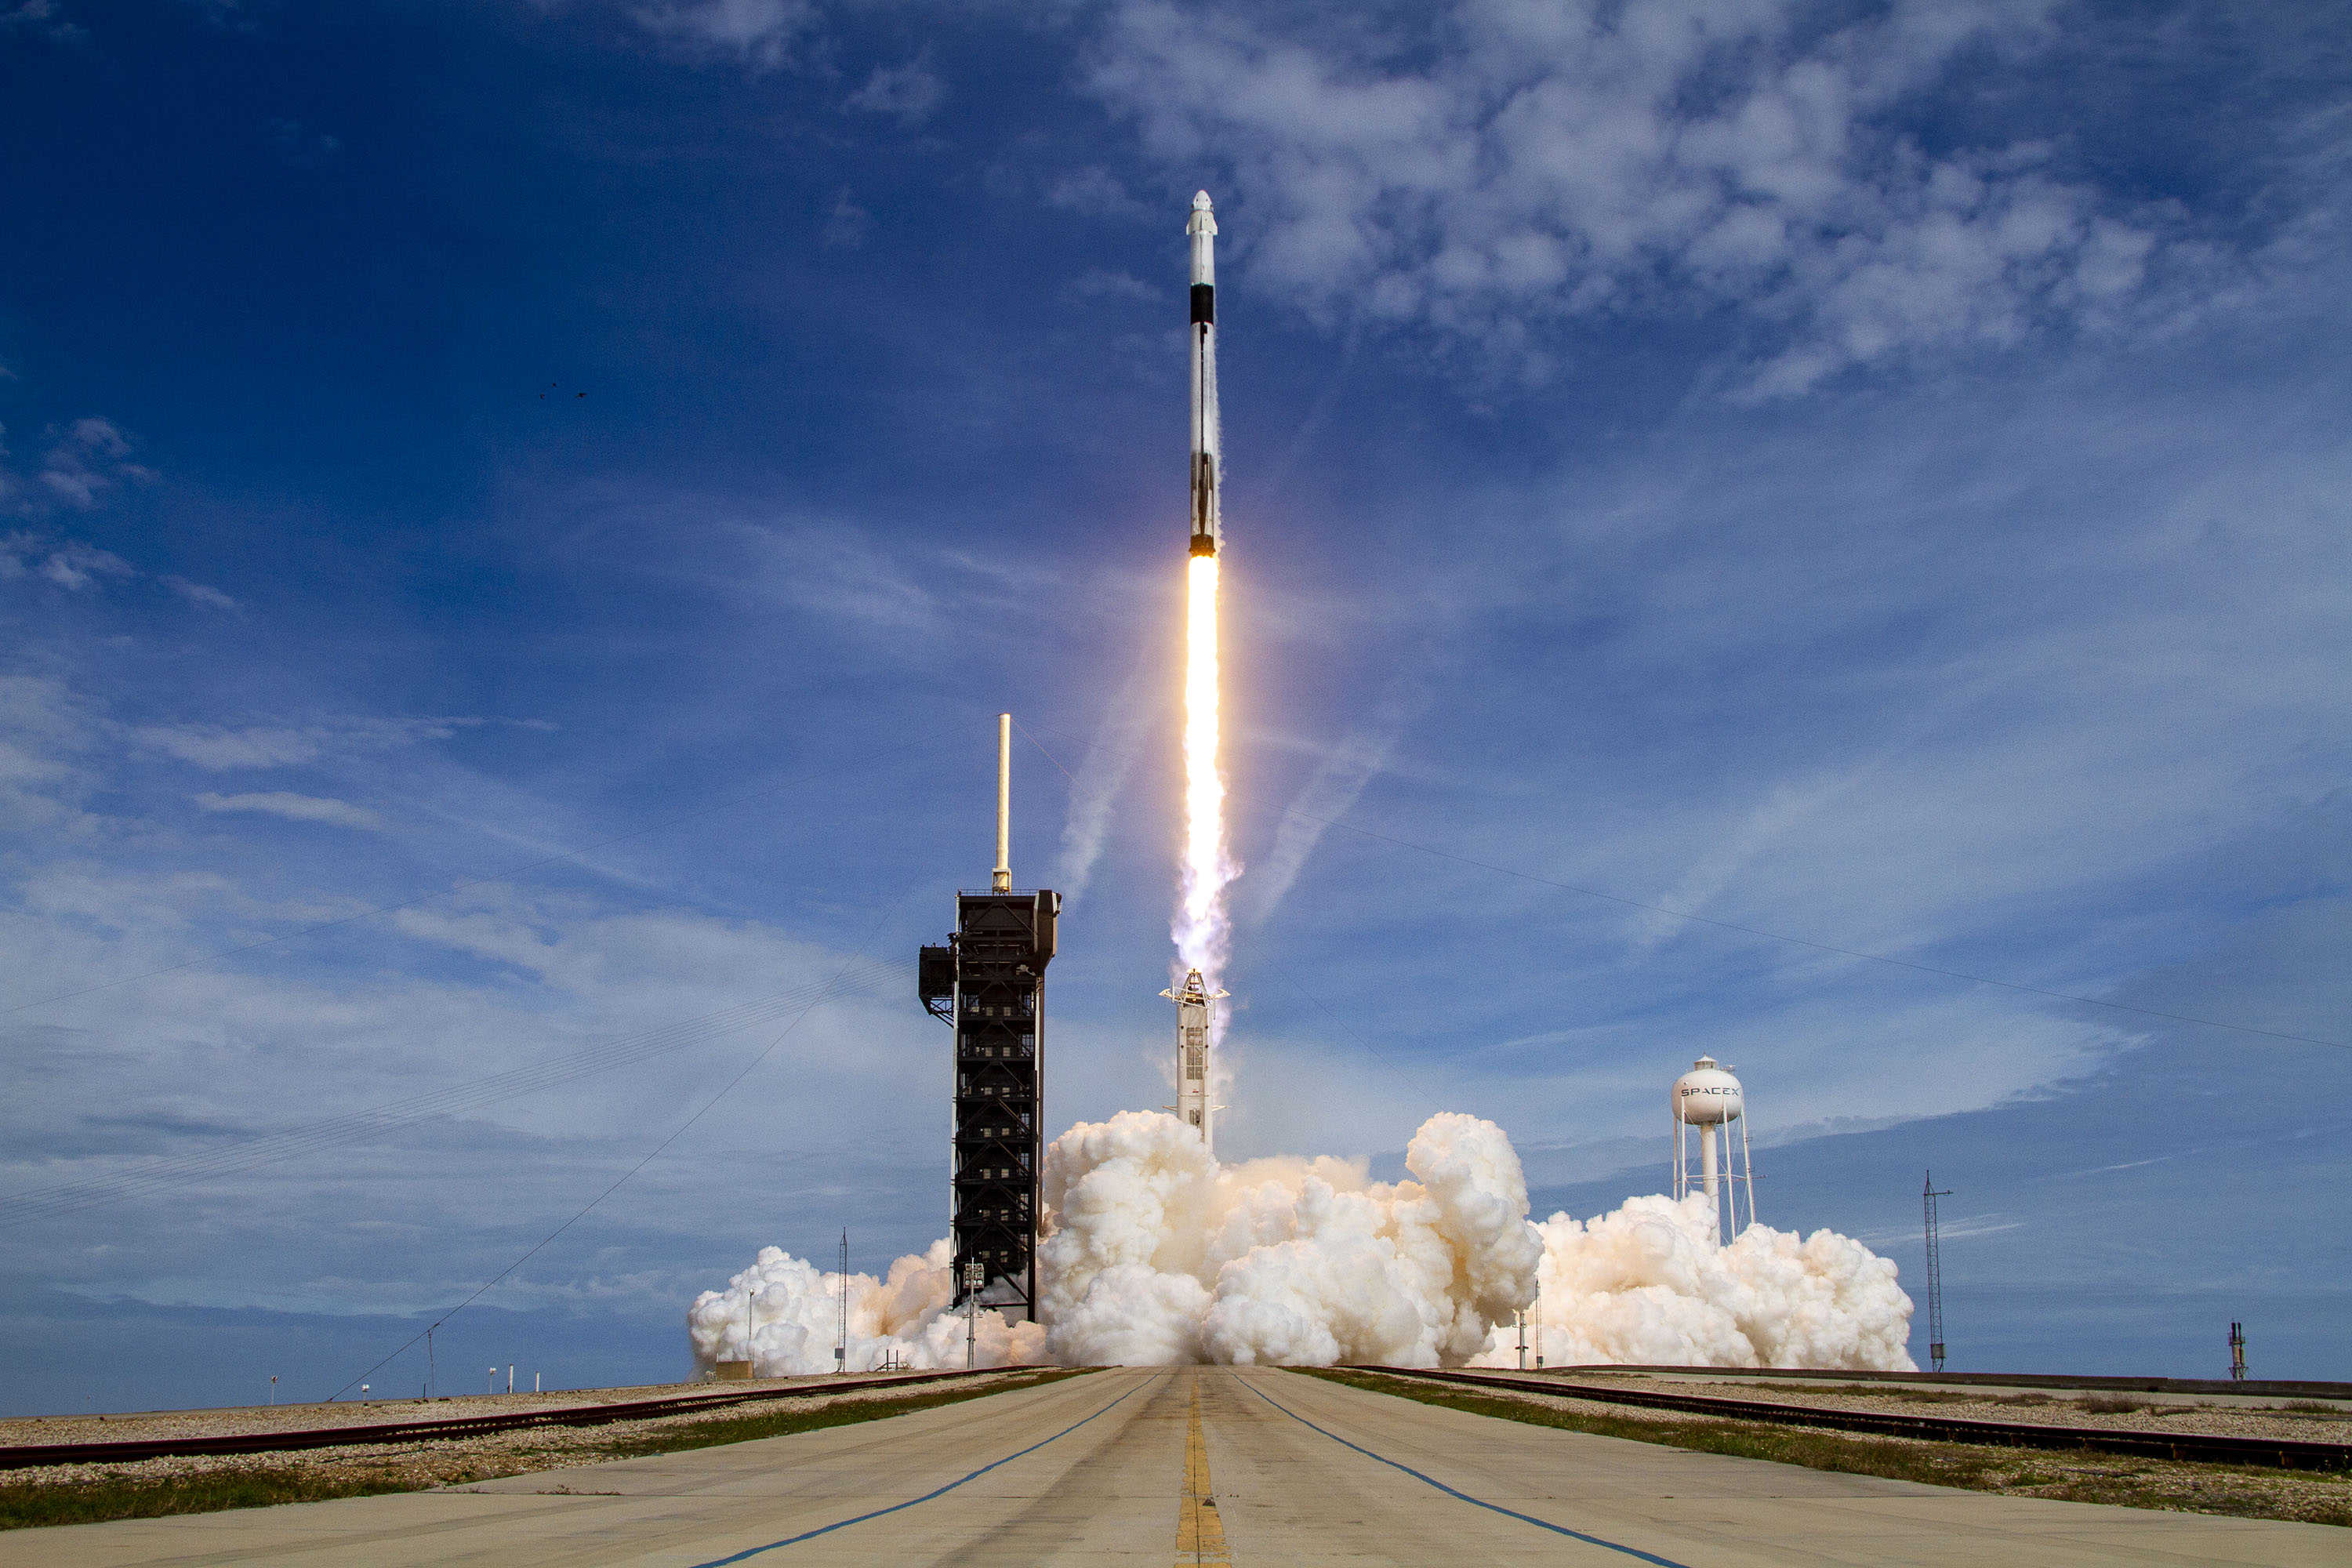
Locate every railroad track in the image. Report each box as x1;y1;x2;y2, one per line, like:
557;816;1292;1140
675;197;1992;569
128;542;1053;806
1549;1363;2352;1401
0;1367;1032;1470
1356;1367;2352;1473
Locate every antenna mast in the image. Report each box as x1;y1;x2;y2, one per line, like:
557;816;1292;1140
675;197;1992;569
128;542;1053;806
1923;1171;1952;1374
834;1230;848;1373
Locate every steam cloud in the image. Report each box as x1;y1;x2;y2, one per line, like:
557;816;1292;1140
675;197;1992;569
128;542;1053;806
688;1111;1915;1374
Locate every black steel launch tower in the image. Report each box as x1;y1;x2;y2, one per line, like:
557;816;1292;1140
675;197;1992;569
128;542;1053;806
918;715;1056;1323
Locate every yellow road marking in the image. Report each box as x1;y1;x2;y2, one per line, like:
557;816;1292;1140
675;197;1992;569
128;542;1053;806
1177;1375;1232;1565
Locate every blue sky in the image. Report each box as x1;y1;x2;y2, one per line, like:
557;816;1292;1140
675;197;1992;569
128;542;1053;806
3;0;2347;1413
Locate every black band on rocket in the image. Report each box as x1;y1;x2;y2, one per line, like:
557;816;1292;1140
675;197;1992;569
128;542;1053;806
1191;284;1214;325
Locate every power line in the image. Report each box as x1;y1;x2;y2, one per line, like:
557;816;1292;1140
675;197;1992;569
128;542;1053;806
325;880;919;1403
2;729;972;1021
1018;720;2348;1055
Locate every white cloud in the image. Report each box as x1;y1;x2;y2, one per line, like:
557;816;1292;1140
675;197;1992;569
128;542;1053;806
162;575;239;611
1056;652;1160;904
1044;165;1153;221
633;0;819;69
1245;673;1427;925
193;791;387;832
823;185;871;248
1069;267;1163;303
1083;0;2172;395
34;416;153;509
845;57;946;126
35;540;133;591
132;715;485;771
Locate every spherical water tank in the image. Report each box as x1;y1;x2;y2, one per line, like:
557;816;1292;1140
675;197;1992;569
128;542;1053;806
1672;1055;1743;1125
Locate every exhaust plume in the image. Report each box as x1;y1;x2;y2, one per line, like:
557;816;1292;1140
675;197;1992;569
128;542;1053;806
1176;554;1237;990
688;1112;1915;1374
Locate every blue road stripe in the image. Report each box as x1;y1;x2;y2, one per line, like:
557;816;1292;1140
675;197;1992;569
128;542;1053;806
684;1373;1156;1566
1243;1374;1694;1567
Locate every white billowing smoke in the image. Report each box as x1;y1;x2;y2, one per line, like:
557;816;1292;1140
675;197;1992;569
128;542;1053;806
688;1112;1914;1374
688;1239;1049;1375
1475;1194;1917;1372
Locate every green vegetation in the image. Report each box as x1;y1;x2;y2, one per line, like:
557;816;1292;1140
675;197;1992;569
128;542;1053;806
1;1369;1093;1533
1296;1368;2352;1530
0;1466;433;1532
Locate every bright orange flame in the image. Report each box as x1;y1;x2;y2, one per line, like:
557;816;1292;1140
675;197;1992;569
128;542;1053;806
1176;553;1232;984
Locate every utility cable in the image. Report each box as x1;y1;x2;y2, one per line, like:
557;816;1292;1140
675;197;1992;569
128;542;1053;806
2;728;972;1020
325;879;921;1403
1017;721;2349;1055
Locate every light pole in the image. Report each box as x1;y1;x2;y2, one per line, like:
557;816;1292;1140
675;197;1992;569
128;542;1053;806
964;1261;985;1370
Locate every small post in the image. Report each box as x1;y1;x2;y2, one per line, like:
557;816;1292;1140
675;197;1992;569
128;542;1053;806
2230;1322;2247;1381
835;1231;850;1373
535;1371;541;1393
269;1374;277;1406
993;714;1012;892
507;1364;514;1395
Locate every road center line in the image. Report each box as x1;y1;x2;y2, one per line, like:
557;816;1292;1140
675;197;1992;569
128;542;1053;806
1242;1375;1693;1567
684;1373;1157;1566
1178;1374;1232;1566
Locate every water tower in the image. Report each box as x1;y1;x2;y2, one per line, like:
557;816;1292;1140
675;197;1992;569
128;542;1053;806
1671;1055;1756;1241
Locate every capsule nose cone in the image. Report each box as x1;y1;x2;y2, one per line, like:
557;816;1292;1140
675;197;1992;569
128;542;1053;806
1192;189;1214;211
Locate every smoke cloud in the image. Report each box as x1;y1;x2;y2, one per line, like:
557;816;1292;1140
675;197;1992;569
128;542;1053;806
688;1111;1915;1374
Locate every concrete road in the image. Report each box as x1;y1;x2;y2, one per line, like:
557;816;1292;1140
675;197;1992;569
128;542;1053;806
16;1367;2342;1566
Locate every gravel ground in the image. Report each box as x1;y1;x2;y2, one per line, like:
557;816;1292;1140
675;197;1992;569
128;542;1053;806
0;1371;1039;1494
1454;1371;2352;1446
0;1370;938;1449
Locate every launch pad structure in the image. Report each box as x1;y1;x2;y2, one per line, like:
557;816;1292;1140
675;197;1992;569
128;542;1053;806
919;715;1057;1323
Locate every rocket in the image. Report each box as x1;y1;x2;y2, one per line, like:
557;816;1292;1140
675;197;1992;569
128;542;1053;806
1187;191;1220;559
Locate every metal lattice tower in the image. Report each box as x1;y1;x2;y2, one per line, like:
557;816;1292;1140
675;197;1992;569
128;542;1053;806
916;717;1056;1325
920;891;1056;1322
1923;1171;1953;1374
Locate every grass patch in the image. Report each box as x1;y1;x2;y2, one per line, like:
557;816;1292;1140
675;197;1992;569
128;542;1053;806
1;1369;1094;1533
0;1466;434;1531
1296;1369;2352;1530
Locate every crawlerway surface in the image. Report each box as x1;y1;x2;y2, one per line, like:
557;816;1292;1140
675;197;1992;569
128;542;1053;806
0;1370;1078;1530
9;1367;2347;1564
1312;1369;2352;1532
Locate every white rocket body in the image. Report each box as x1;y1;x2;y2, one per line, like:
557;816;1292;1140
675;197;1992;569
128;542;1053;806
1188;191;1220;559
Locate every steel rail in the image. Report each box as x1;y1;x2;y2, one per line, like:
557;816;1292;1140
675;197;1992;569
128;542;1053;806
0;1367;1035;1470
1548;1363;2352;1400
1353;1367;2352;1472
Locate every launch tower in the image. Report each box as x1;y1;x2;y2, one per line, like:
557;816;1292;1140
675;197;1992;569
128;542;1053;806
919;716;1058;1323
